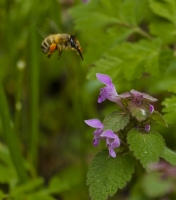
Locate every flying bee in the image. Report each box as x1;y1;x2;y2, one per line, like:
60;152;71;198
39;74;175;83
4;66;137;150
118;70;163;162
41;33;83;60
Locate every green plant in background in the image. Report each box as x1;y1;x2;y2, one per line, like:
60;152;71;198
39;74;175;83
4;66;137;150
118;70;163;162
0;0;89;199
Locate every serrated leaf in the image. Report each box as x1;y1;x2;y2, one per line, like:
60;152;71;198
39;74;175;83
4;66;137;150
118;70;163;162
122;0;149;25
87;150;135;200
149;0;176;24
150;111;168;127
70;0;154;76
91;39;161;81
159;49;174;72
160;147;176;166
70;0;149;31
128;101;150;121
162;96;176;124
127;129;165;168
149;17;176;44
103;111;130;132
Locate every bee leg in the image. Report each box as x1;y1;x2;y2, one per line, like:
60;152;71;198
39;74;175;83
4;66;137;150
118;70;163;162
47;53;51;58
71;47;76;52
57;50;63;60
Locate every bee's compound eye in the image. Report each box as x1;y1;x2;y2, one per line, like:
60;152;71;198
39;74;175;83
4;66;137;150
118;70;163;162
70;38;75;47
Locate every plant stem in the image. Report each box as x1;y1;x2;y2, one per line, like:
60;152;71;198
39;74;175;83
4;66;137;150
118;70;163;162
29;19;40;168
0;80;28;182
134;27;153;40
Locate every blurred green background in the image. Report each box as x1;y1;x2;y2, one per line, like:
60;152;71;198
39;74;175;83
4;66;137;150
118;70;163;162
0;0;176;199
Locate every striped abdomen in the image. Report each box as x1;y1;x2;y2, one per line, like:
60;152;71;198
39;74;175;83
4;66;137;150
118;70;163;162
41;35;56;54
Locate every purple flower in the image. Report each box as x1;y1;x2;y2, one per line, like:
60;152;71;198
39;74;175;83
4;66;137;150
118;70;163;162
84;119;104;146
150;105;154;114
96;73;118;103
101;130;120;157
84;119;120;157
119;90;158;103
144;124;150;132
130;90;158;102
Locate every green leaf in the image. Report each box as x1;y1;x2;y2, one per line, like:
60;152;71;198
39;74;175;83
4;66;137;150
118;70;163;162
90;39;161;81
149;0;176;24
70;0;149;31
162;96;176;124
150;111;168;127
0;190;7;199
48;176;69;194
13;193;56;200
87;150;135;200
127;129;165;168
159;49;174;72
160;147;176;166
149;17;176;44
167;84;176;93
116;0;149;25
0;144;17;184
11;178;44;196
69;0;152;72
103;111;130;132
128;101;150;122
26;194;56;200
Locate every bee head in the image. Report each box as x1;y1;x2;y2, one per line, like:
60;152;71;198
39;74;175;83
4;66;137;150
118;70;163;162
70;35;77;48
69;35;83;60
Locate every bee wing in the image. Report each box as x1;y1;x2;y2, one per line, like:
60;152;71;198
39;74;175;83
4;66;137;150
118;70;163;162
47;19;62;33
37;20;62;39
37;28;49;38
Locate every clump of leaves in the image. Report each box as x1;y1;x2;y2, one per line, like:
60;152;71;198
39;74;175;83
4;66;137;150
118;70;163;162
85;73;176;200
69;0;176;199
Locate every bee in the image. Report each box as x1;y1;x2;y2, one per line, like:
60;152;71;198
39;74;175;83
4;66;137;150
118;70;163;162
41;33;83;60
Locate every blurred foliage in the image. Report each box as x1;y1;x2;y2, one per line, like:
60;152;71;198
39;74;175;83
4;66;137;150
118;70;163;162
0;0;176;199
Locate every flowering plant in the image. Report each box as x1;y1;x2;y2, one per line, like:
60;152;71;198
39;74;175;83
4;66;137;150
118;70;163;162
84;73;174;200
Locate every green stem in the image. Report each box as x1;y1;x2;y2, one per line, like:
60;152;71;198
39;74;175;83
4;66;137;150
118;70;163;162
0;81;28;182
14;63;25;132
29;1;40;168
115;22;153;40
134;27;153;40
29;19;40;167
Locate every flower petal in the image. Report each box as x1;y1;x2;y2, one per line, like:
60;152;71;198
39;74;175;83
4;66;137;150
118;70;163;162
109;135;120;149
103;85;118;102
93;138;99;146
97;89;107;103
101;130;115;138
150;105;154;114
97;85;118;103
96;73;112;86
130;89;158;102
144;124;150;132
109;148;116;157
84;119;104;128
